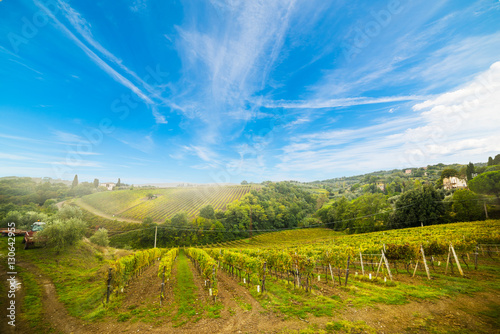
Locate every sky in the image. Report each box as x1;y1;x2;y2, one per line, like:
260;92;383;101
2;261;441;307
1;0;500;185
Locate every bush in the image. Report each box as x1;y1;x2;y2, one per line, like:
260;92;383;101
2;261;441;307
54;205;83;221
36;218;87;251
90;228;109;247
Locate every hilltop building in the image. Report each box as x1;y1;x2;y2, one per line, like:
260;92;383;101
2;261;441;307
442;177;467;190
100;182;116;191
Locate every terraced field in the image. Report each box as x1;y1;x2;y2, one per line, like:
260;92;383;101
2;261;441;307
79;185;259;222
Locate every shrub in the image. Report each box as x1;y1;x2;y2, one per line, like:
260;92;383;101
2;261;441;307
36;218;87;251
90;228;109;247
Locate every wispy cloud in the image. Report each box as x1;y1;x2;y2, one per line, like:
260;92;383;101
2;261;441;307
265;96;427;110
0;153;32;161
275;61;500;177
174;0;298;141
34;0;172;124
52;130;84;143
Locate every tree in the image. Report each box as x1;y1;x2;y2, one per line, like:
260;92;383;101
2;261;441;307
389;185;445;228
117;178;121;187
36;218;87;251
450;189;483;222
55;206;83;221
199;205;215;220
90;228;109;247
241;180;248;185
72;175;79;188
466;162;475;181
93;178;99;188
468;171;500;200
494;154;500;165
488;157;494;166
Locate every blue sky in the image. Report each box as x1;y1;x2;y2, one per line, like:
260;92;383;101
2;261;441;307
1;0;500;184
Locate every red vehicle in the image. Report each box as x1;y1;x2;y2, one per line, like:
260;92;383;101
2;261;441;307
0;228;26;237
24;222;46;249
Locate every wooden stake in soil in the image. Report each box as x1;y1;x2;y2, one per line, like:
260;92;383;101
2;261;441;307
329;263;335;286
382;252;393;281
160;266;166;306
474;245;478;270
412;260;419;277
445;244;451;274
345;255;351;286
420;245;431;280
375;255;384;278
262;262;267;292
106;268;112;304
360;252;365;276
450;244;464;276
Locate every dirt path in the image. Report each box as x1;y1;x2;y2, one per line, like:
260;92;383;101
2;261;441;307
15;259;98;333
0;264;29;334
74;199;143;223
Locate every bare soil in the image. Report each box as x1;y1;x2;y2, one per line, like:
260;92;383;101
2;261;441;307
6;255;500;334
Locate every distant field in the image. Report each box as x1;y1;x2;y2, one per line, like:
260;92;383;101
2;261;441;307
79;185;259;222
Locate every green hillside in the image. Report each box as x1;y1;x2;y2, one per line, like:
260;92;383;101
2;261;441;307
79;185;259;222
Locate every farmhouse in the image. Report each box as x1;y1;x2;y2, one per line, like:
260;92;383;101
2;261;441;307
442;177;467;190
405;169;412;174
100;182;116;191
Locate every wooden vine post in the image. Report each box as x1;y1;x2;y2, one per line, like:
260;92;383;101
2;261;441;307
450;244;464;276
376;254;384;278
160;266;166;306
344;255;350;286
474;245;478;270
412;260;419;277
359;252;365;276
420;245;431;280
328;263;335;286
381;251;393;281
262;262;267;292
106;268;112;304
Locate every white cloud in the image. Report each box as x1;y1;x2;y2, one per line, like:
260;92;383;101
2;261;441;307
52;130;85;143
0;153;32;161
34;0;171;124
266;95;426;110
276;61;500;177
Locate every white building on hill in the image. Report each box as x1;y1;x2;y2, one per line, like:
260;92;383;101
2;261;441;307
100;182;116;191
443;177;467;190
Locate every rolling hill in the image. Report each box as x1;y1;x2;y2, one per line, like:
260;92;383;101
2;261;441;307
77;185;259;222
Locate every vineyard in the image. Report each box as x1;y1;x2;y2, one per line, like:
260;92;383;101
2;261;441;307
79;185;259;222
6;220;500;333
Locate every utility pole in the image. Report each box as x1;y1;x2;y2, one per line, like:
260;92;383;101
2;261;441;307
249;206;253;239
484;202;489;219
154;226;158;248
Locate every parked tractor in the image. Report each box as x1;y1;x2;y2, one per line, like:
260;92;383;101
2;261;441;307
24;222;46;249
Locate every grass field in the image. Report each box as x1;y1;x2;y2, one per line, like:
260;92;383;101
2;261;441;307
79;185;259;222
1;220;499;333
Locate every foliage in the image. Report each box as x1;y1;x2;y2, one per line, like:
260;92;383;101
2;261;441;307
389;185;445;228
109;247;162;292
466;162;475;181
450;189;484;222
90;228;110;247
54;205;83;221
468;171;500;199
157;248;179;280
72;175;79;188
36;218;87;250
186;248;218;296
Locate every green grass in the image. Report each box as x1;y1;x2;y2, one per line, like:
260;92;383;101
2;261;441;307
18;267;46;329
14;237;107;318
251;277;344;319
172;250;204;326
